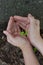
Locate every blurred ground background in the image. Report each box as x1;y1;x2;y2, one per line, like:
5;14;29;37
0;0;43;65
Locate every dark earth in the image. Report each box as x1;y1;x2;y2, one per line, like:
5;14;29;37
0;0;43;65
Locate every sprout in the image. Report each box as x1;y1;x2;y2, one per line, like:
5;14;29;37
20;31;28;36
20;31;24;36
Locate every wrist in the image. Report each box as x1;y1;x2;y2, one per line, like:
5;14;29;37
21;42;32;52
33;36;43;55
20;43;28;51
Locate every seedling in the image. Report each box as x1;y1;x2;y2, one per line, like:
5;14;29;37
20;31;28;36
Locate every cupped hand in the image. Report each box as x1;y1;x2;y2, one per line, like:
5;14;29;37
14;14;40;46
3;16;29;49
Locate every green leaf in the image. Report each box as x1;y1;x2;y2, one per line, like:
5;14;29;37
20;31;24;36
20;31;28;36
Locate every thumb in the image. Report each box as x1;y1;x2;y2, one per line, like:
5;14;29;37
3;30;10;36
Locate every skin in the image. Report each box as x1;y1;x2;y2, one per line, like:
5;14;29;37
14;14;43;55
3;16;40;65
3;16;28;49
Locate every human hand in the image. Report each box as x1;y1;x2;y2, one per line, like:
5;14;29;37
27;14;40;44
14;14;41;46
3;16;29;49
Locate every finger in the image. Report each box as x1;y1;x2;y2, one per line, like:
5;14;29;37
14;16;27;22
17;21;30;31
11;21;21;36
11;22;18;35
3;30;12;37
36;19;40;26
2;33;13;44
28;14;35;22
28;14;34;18
3;30;16;45
7;16;14;32
16;21;26;30
28;14;35;25
16;22;21;33
14;16;30;25
35;19;40;31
